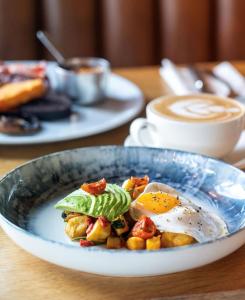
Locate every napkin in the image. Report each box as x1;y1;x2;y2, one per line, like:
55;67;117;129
213;62;245;97
160;59;234;97
159;59;192;95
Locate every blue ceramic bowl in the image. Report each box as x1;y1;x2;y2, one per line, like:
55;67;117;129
0;146;245;276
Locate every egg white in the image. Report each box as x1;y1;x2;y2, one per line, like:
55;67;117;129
129;182;229;243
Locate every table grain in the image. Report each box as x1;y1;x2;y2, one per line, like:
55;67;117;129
1;63;245;300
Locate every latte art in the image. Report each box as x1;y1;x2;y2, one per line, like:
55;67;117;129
169;99;240;120
153;96;242;123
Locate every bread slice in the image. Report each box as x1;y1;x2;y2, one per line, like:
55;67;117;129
0;79;46;112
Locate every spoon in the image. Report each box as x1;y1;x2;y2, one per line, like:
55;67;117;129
36;31;86;71
36;31;66;66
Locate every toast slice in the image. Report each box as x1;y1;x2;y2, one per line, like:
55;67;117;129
0;79;46;112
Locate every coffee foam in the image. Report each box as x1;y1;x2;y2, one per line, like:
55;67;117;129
153;96;242;123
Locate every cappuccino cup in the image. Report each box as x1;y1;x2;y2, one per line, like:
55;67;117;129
130;94;245;158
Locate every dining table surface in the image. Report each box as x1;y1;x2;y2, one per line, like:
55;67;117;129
1;61;245;300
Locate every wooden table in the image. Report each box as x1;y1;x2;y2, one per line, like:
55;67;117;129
1;63;245;300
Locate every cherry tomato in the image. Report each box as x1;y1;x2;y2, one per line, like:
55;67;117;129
87;217;94;225
81;178;107;195
86;223;94;235
79;240;94;247
132;216;156;240
98;216;109;228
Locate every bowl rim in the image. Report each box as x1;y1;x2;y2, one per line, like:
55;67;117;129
0;145;245;254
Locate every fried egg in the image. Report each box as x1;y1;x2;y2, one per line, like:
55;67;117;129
129;182;228;243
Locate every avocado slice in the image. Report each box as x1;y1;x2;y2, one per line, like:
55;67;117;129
54;184;131;221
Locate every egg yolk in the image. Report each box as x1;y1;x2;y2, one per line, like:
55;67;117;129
136;192;180;214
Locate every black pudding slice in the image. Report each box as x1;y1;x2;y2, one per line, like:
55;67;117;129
19;91;72;121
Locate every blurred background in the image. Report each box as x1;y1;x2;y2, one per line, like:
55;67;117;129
1;0;245;67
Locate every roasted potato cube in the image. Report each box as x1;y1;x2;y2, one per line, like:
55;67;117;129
146;235;161;250
112;215;129;236
87;219;111;242
65;215;90;239
161;232;196;248
126;237;145;250
107;236;122;249
64;212;81;222
122;178;135;191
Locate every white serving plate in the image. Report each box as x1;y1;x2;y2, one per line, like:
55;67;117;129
0;62;144;145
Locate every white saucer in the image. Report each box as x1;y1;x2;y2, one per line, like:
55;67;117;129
124;128;245;165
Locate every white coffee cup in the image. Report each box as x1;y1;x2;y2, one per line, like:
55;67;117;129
130;94;245;158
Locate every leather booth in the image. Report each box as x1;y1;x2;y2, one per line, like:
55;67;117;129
0;0;245;67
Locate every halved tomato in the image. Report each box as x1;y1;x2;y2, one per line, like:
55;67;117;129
81;178;107;195
79;240;94;247
98;216;109;228
132;216;156;240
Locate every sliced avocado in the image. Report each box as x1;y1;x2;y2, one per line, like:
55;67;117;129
54;184;131;221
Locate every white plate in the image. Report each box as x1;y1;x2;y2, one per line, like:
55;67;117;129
0;63;144;145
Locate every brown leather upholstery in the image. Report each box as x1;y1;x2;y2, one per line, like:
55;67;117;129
216;0;245;60
101;0;157;66
159;0;212;63
42;0;97;58
0;0;37;59
1;0;245;67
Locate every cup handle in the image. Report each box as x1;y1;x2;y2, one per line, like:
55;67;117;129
129;118;159;147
